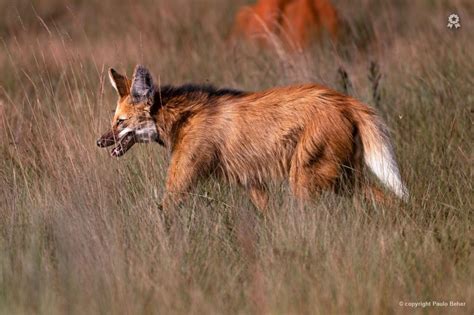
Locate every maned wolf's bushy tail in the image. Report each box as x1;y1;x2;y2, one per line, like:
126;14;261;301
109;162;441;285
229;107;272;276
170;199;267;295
352;104;409;200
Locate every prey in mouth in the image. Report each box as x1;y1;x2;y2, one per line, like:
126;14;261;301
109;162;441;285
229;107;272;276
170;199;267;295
96;66;159;158
97;120;158;157
96;128;137;157
112;131;136;157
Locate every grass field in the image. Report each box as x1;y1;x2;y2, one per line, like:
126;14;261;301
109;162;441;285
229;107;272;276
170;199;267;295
0;0;473;314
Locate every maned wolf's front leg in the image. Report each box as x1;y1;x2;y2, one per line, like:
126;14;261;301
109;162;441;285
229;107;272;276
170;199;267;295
161;146;212;213
162;162;197;212
248;184;269;212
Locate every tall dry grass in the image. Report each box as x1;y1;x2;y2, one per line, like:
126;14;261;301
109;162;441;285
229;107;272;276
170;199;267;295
0;0;473;314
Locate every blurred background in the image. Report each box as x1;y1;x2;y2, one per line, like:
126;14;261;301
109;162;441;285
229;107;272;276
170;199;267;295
0;1;472;314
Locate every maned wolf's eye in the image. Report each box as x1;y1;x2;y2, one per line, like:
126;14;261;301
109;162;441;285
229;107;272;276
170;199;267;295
116;118;126;126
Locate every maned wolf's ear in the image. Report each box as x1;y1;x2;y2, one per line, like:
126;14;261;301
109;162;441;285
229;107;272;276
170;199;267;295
109;68;130;98
130;65;154;104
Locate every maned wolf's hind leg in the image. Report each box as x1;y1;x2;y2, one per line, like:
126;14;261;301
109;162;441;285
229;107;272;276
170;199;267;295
288;119;354;206
289;153;342;206
360;183;395;206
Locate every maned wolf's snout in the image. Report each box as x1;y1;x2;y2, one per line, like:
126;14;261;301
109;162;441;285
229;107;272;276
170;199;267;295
96;130;116;148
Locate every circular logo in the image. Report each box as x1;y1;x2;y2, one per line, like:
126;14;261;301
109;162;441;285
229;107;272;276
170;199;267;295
448;14;460;24
447;13;461;29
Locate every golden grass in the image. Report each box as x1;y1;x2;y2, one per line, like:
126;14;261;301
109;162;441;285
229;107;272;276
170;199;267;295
0;0;473;314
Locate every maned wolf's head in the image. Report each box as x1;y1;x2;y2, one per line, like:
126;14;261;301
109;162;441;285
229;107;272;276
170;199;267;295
96;65;158;157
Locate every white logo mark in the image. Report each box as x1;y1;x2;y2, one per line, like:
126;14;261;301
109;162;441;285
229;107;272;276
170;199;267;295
447;14;461;29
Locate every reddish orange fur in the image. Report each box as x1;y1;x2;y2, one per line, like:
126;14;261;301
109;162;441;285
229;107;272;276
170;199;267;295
231;0;340;50
98;66;407;212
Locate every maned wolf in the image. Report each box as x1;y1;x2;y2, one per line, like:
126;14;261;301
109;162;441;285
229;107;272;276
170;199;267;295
97;65;408;211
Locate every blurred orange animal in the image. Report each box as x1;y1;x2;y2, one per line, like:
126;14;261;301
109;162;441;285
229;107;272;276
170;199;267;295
231;0;340;50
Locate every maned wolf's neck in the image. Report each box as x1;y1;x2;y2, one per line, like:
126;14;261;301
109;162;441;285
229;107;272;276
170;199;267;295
154;84;246;107
152;84;247;149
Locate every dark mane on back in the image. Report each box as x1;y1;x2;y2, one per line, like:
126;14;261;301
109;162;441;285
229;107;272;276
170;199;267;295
156;84;246;102
150;83;247;116
177;84;245;97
